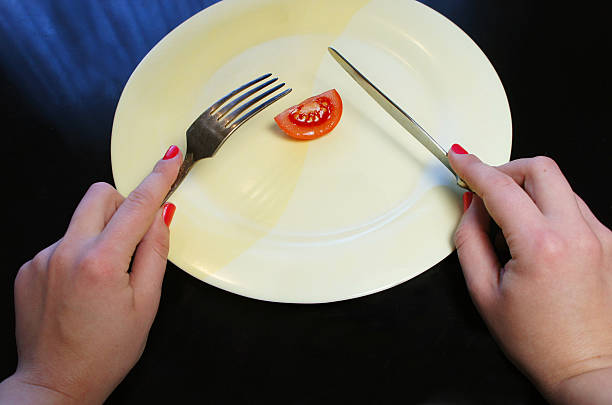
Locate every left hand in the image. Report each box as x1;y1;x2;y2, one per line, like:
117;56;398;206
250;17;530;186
0;146;181;405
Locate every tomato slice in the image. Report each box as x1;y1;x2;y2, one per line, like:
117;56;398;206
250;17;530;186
274;89;342;140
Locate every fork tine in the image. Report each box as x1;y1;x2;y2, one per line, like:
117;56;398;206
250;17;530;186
214;77;279;119
227;87;292;133
207;73;272;114
222;82;286;126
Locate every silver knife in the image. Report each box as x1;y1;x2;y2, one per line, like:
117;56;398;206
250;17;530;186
328;47;470;190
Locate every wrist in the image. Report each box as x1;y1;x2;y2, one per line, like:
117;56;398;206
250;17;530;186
0;373;76;405
547;365;612;405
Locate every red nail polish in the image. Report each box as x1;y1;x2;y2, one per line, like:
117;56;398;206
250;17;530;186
451;144;468;155
463;192;473;212
163;145;179;160
162;203;176;227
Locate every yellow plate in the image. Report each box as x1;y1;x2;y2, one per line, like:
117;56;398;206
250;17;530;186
111;0;512;303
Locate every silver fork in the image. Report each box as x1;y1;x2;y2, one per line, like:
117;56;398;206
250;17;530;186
163;74;291;204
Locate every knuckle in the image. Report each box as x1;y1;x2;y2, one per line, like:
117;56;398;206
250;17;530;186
23;240;61;279
88;181;114;195
453;224;471;251
150;234;170;261
480;173;516;202
77;247;116;282
125;185;156;212
532;156;559;173
490;173;516;191
47;243;73;275
78;250;102;273
15;262;32;292
140;224;170;263
577;232;603;258
30;250;48;270
85;182;119;202
532;230;566;264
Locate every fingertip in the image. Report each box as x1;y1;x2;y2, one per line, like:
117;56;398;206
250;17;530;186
160;145;183;173
448;143;475;175
450;143;468;155
100;147;182;256
151;145;183;184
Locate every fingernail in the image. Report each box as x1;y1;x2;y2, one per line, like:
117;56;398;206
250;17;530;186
162;203;176;227
463;192;473;212
163;145;179;160
451;144;468;155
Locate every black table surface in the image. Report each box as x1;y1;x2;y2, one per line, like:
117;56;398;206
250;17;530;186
2;1;610;404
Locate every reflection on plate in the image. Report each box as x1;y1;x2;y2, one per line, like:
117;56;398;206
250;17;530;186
111;0;511;303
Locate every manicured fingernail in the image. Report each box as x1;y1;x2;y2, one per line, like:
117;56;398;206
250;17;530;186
451;144;468;154
163;145;179;160
162;203;176;227
463;192;473;212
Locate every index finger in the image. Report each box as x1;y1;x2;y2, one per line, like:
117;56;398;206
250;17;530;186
448;146;545;239
98;146;182;262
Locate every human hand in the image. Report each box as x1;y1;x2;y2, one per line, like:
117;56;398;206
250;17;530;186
0;145;182;405
448;145;612;404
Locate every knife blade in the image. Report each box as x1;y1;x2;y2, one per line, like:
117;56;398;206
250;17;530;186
327;47;469;190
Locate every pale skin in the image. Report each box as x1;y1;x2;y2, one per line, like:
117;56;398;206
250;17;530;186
448;148;612;404
0;147;182;404
0;145;610;404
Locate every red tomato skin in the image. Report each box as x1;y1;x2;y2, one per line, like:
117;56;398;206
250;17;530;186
274;89;342;140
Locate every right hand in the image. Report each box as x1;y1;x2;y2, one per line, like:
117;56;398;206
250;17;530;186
448;145;612;404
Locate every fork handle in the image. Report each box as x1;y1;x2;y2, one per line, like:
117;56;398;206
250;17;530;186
161;152;195;205
456;176;471;191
